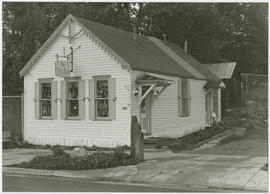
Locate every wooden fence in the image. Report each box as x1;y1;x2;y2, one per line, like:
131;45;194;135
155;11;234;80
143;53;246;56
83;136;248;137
2;95;23;139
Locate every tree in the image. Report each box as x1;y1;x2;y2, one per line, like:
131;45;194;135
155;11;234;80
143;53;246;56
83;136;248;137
137;3;268;73
2;2;268;95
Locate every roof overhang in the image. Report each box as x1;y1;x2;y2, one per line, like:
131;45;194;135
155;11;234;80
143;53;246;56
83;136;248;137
135;74;173;87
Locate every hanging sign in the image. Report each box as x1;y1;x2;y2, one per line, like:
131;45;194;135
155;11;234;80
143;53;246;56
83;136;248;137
55;60;70;77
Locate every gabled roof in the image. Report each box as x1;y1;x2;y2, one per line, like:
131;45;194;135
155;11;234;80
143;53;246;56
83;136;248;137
204;62;238;79
19;14;220;83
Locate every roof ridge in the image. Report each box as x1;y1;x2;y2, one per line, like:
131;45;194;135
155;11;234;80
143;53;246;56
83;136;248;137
73;15;135;36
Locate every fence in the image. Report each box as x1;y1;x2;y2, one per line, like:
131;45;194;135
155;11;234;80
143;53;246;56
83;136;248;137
241;73;268;100
2;95;24;139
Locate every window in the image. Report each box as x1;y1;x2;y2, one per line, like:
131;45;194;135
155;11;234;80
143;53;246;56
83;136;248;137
95;78;109;118
35;78;56;119
89;76;116;120
181;79;189;116
67;81;79;118
40;82;52;117
60;78;85;120
178;78;190;117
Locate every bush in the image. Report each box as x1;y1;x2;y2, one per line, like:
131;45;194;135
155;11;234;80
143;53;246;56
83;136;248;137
10;150;137;170
51;145;65;156
154;141;162;149
3;140;18;149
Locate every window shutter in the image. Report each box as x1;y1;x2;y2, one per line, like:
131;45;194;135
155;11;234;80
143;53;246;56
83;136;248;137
78;80;85;119
89;79;95;120
35;82;40;119
52;81;57;119
109;78;116;120
177;79;182;117
187;79;191;116
61;81;66;119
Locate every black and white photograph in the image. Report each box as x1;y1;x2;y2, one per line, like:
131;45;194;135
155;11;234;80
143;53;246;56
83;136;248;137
2;1;268;192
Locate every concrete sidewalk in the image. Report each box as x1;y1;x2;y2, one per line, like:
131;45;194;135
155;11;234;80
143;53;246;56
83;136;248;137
2;148;268;192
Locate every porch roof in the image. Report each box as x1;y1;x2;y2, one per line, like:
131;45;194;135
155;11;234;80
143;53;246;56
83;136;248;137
135;75;172;87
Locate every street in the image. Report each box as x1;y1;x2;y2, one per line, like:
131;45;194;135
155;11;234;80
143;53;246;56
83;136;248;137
3;174;188;192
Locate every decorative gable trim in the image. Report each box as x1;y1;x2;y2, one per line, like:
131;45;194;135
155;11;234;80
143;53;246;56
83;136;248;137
19;14;132;78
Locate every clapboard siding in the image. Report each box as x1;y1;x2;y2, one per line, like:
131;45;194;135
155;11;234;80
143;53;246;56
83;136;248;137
131;71;207;137
24;21;131;147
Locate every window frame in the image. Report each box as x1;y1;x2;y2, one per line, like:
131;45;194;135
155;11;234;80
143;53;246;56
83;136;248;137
93;75;111;121
65;77;81;120
39;78;53;119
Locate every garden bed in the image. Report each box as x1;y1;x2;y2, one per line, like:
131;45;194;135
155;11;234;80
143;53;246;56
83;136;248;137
8;146;137;170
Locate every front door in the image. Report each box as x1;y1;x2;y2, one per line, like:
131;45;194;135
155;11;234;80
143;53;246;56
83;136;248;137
140;92;151;135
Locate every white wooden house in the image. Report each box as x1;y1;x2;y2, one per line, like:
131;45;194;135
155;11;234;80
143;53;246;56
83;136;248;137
19;14;223;147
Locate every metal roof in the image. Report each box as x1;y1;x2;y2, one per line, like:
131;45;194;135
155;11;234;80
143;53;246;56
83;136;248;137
204;62;237;79
75;16;219;81
20;14;220;83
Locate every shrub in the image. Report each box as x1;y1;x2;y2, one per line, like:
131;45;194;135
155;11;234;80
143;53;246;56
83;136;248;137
10;150;137;170
51;145;65;156
3;140;18;149
261;163;268;171
154;141;162;149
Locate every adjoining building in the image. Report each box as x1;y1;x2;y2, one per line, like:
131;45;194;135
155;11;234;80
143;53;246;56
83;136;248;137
205;62;242;113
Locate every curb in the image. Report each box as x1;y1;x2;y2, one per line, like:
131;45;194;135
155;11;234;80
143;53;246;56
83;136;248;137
3;167;268;192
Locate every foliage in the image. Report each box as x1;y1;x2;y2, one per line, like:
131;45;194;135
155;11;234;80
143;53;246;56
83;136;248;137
154;141;162;149
51;145;65;156
261;163;268;171
2;2;268;96
3;140;18;149
10;149;137;170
